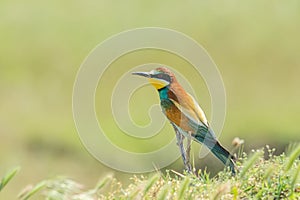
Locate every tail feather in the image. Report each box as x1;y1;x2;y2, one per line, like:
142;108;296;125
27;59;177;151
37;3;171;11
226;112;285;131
211;141;236;174
193;125;236;174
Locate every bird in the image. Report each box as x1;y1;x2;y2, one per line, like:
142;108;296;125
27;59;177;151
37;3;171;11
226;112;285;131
132;67;236;174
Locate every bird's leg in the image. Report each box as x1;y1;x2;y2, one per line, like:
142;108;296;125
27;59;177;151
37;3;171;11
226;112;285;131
171;124;192;173
185;133;193;174
175;130;190;172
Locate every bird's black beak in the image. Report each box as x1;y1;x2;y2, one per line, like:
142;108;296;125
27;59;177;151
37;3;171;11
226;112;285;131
132;71;151;78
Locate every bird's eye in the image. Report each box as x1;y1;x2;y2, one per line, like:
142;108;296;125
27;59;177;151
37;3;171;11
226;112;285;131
157;74;163;78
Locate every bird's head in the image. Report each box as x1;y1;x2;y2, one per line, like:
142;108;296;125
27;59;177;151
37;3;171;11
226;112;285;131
132;67;175;90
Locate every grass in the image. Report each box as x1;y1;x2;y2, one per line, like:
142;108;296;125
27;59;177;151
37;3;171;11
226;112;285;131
2;144;298;199
0;166;20;192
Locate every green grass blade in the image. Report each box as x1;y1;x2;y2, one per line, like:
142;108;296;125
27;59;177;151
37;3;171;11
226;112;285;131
20;181;47;200
94;175;112;191
177;176;190;200
291;164;300;192
285;144;300;171
128;188;140;199
157;184;169;200
0;166;20;192
263;166;274;180
240;150;263;178
143;174;160;197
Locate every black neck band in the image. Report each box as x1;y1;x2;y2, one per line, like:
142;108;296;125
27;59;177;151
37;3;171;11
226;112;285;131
158;86;168;92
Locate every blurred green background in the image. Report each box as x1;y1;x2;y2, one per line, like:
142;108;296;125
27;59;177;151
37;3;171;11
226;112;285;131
1;0;300;198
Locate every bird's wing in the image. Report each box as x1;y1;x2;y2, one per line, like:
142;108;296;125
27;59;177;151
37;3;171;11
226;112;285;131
169;109;216;144
170;93;209;127
186;93;209;127
162;98;216;142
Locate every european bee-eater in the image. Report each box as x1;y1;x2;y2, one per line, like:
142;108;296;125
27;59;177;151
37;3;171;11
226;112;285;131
132;67;236;174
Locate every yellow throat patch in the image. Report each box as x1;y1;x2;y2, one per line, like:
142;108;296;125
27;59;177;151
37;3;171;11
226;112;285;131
148;78;169;89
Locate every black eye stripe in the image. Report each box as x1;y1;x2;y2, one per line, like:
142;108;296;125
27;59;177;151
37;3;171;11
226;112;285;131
151;73;171;82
